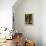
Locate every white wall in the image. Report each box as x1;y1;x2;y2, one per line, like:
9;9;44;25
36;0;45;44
0;0;16;30
13;0;41;46
41;0;46;46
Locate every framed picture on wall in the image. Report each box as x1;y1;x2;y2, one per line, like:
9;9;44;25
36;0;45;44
25;14;33;24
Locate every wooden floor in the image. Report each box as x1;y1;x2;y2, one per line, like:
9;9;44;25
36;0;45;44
0;39;16;46
0;33;23;46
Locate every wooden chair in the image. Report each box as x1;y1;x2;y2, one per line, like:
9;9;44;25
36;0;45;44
15;33;23;46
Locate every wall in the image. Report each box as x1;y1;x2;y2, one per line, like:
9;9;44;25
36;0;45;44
41;0;46;46
0;0;16;30
13;0;41;46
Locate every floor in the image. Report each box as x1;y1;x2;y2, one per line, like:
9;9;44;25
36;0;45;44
0;38;24;46
0;39;16;46
0;33;23;46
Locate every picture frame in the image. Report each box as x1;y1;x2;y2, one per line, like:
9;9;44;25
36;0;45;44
25;14;33;24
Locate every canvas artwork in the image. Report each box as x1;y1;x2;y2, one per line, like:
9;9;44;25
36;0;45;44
25;14;33;24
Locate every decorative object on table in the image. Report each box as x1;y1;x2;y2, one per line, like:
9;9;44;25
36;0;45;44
25;14;33;24
25;40;35;46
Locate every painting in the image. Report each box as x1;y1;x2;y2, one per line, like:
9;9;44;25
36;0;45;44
25;14;33;24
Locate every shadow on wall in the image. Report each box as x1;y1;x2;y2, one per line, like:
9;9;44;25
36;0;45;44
35;39;41;46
